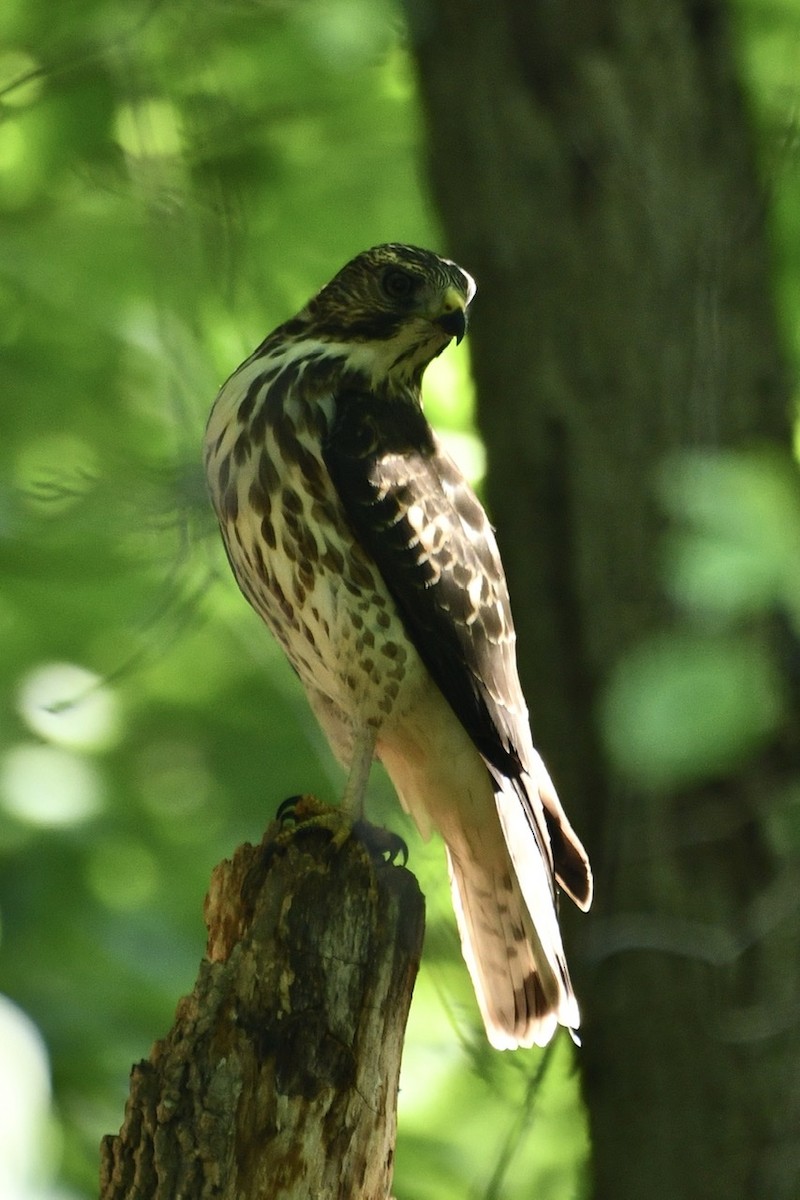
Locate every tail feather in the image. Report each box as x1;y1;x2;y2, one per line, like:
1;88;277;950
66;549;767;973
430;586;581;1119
379;698;586;1050
447;849;560;1048
446;778;580;1050
530;750;593;912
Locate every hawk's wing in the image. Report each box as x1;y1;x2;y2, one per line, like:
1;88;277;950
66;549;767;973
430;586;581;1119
324;388;527;781
324;388;592;910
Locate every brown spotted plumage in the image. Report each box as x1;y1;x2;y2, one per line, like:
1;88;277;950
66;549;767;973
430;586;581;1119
204;244;592;1049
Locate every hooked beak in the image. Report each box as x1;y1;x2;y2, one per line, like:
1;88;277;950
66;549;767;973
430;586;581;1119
435;286;469;344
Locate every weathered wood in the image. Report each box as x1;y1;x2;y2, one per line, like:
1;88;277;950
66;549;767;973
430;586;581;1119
99;801;424;1199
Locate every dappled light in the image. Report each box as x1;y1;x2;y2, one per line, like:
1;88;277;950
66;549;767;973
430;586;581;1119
85;836;159;911
603;449;800;788
17;662;121;751
3;0;800;1196
659;449;800;627
0;996;56;1200
602;628;784;788
1;743;104;828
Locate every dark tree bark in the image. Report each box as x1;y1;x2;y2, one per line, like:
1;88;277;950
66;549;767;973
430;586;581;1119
99;804;424;1199
411;2;800;1197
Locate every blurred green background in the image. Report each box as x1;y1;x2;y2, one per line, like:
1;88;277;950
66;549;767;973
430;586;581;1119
1;1;799;1197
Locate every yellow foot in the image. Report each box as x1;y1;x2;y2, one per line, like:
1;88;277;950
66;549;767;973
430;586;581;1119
274;794;335;827
271;793;352;851
270;796;407;865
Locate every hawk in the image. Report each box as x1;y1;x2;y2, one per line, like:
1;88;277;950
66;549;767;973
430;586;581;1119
204;244;592;1049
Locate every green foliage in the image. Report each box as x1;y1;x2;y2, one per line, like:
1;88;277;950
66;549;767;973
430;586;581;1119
661;450;800;624
5;0;799;1192
735;0;800;366
0;1;584;1196
599;0;800;801
603;451;799;788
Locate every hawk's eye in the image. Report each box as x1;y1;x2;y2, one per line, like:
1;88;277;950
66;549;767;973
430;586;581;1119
381;267;417;302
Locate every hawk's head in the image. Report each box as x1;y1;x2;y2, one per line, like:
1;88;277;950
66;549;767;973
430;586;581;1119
298;244;476;385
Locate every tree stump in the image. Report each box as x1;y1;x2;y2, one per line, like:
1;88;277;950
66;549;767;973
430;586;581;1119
99;799;425;1199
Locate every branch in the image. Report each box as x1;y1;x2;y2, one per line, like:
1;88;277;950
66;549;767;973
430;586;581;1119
99;800;425;1199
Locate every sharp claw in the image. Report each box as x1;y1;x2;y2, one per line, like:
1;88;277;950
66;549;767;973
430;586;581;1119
354;820;408;867
275;795;303;826
275;794;327;827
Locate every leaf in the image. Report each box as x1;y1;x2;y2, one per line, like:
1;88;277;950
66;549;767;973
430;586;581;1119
602;631;784;789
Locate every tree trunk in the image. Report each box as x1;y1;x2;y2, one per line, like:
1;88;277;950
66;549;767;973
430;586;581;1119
411;2;800;1197
99;803;424;1199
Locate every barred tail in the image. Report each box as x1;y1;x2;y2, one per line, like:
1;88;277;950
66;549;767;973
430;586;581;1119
446;798;579;1049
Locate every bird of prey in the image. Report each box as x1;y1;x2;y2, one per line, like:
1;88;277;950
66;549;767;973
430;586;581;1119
204;244;592;1049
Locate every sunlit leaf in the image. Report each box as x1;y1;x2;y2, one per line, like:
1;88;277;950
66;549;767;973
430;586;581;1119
602;631;784;788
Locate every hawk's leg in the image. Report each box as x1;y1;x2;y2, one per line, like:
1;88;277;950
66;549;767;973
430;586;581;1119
341;723;378;818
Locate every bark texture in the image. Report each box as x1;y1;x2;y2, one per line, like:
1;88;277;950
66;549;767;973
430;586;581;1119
411;2;800;1197
99;803;424;1199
